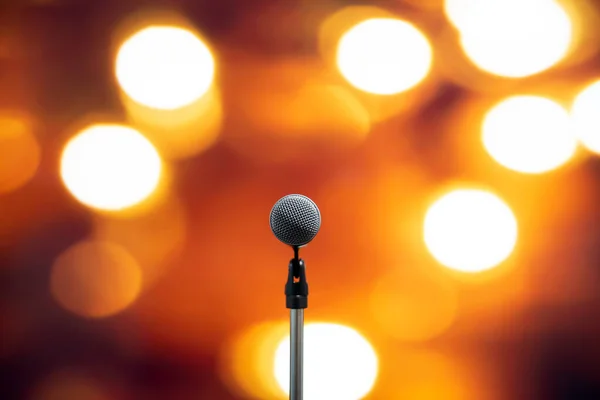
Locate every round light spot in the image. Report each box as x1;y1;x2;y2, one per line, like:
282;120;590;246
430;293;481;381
424;189;518;273
51;241;142;318
115;25;215;110
337;18;433;95
60;124;162;211
455;0;573;78
482;96;577;174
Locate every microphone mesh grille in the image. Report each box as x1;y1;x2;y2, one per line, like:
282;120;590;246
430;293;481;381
270;194;321;247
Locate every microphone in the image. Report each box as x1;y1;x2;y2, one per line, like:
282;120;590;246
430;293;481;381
270;194;321;248
270;194;320;400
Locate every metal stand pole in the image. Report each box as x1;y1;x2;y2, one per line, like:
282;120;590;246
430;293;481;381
290;308;304;400
285;247;308;400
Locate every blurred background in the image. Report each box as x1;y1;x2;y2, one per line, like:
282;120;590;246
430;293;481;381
2;0;600;398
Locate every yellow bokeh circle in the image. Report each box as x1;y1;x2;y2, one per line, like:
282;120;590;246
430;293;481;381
482;96;577;174
51;241;142;318
60;124;162;211
337;18;433;95
452;0;573;78
115;25;215;110
424;189;518;273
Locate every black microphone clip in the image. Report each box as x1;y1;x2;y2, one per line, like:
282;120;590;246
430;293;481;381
285;246;308;309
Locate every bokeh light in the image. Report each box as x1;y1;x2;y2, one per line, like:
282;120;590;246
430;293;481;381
0;113;41;194
93;196;186;290
336;18;433;95
370;272;458;342
318;6;395;63
51;240;142;318
482;96;577;174
452;0;573;78
320;8;439;121
424;189;518;273
60;124;162;211
572;79;600;154
219;321;288;399
274;323;378;400
115;25;215;110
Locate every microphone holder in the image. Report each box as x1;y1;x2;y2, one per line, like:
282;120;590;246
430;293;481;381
285;246;308;400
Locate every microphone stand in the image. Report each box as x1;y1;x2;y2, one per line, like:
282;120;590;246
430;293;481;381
285;246;308;400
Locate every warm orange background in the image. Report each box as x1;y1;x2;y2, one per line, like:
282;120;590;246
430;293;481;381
2;1;600;399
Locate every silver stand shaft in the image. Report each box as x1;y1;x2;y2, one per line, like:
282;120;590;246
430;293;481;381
290;308;304;400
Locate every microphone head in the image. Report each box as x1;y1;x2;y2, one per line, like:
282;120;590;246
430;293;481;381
270;194;321;247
